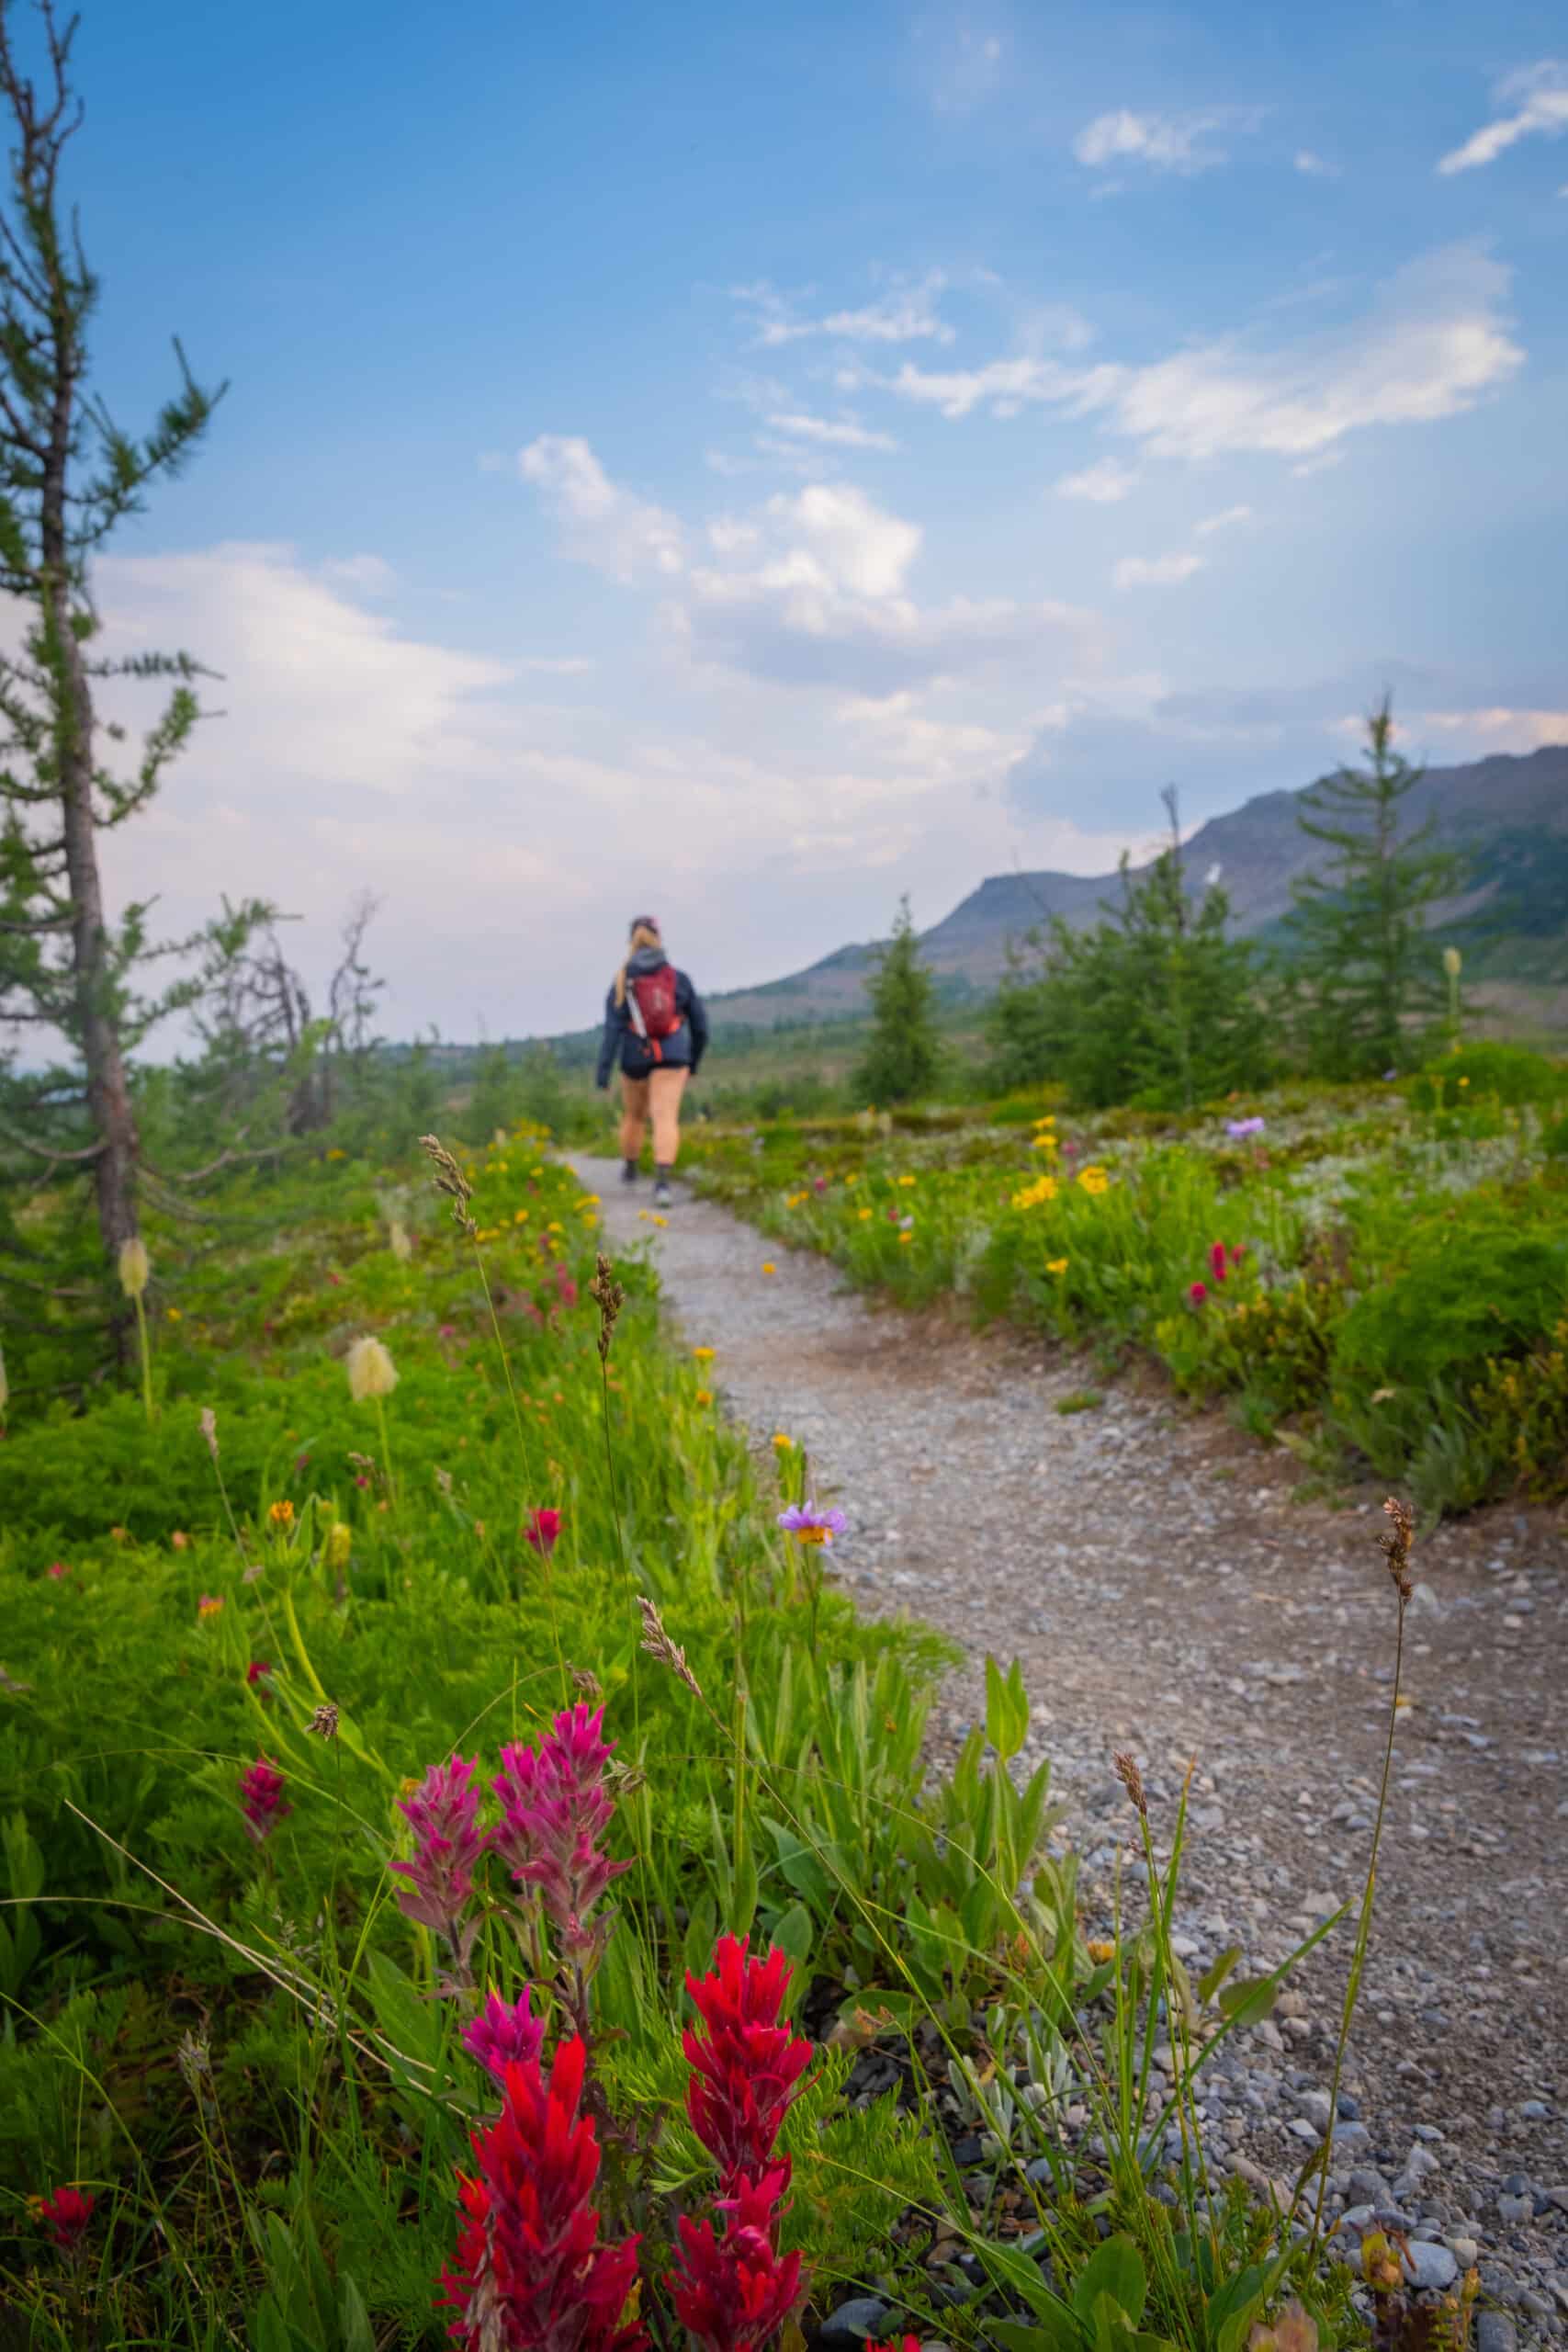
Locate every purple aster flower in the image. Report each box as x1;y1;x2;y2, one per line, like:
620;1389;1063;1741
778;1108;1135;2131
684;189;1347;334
490;1705;632;1971
389;1755;487;1948
462;1986;547;2086
1224;1115;1266;1139
777;1501;848;1548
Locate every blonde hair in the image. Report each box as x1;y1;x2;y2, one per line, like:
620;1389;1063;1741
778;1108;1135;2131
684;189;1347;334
615;919;664;1008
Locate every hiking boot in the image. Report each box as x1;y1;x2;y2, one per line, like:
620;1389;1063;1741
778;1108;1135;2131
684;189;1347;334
620;1159;637;1186
652;1179;673;1209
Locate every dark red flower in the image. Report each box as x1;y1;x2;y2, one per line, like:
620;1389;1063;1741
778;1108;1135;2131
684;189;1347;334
684;1937;813;2187
439;2035;645;2350
525;1507;562;1555
867;2337;921;2351
35;2185;95;2253
669;2165;802;2352
246;1658;273;1686
1189;1281;1208;1306
1229;1243;1247;1266
1208;1240;1229;1284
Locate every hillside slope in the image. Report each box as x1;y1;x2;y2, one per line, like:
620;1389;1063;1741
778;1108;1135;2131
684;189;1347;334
705;743;1568;1024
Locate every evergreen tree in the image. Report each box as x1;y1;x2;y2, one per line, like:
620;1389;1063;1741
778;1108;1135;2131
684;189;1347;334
1288;699;1458;1076
0;0;236;1360
988;793;1273;1109
852;896;941;1105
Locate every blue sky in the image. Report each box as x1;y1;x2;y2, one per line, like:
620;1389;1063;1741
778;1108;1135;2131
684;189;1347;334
48;0;1568;1035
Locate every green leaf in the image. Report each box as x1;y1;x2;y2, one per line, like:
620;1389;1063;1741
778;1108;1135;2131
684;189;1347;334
1216;1975;1279;2027
985;1654;1030;1762
1071;2236;1147;2329
992;2325;1082;2352
1198;1945;1243;2004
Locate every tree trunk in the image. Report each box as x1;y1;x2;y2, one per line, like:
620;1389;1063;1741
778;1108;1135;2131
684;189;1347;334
47;551;141;1354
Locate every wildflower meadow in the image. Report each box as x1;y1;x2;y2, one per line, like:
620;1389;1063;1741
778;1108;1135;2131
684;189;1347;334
674;1043;1568;1521
0;1116;1430;2350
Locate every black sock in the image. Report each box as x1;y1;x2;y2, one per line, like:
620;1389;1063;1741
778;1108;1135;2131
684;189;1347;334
656;1162;672;1182
623;1157;637;1177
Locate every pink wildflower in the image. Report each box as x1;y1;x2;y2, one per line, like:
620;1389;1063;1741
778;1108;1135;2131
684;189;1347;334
684;1936;813;2188
491;1706;631;1969
439;2035;645;2351
1230;1243;1247;1266
1189;1281;1208;1306
669;2163;802;2352
524;1507;562;1555
462;1987;546;2086
1208;1241;1229;1284
47;1560;70;1579
34;2185;95;2254
239;1756;289;1843
389;1756;487;1950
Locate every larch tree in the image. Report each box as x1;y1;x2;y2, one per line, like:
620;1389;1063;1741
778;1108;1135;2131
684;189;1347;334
0;0;227;1351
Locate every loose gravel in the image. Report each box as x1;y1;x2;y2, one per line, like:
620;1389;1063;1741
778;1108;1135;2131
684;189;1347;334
573;1157;1568;2344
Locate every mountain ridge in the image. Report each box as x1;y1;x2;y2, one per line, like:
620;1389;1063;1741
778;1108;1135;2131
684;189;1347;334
703;742;1568;1025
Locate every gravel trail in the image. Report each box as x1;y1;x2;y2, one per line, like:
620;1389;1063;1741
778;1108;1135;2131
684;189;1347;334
573;1156;1568;2342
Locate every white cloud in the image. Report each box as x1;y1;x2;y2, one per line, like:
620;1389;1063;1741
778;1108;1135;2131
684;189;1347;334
1293;149;1339;178
734;273;955;348
1194;503;1254;536
762;483;922;597
1438;61;1568;175
515;654;596;674
874;353;1119;420
1406;705;1568;752
764;411;899;451
321;553;398;594
915;15;1007;118
517;435;684;581
1112;245;1522;459
1072;107;1260;175
871;247;1521;462
1055;457;1139;503
1112;551;1205;588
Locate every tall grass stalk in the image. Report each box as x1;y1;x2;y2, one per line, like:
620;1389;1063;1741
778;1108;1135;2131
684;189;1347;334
1303;1497;1413;2256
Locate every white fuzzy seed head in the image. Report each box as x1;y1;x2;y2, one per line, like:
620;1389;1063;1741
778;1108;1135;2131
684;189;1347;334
118;1236;151;1298
346;1335;398;1402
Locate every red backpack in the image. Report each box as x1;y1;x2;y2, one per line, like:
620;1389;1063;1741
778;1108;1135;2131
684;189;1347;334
628;963;681;1058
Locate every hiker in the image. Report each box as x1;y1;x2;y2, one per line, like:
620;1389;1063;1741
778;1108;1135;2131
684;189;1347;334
595;916;708;1206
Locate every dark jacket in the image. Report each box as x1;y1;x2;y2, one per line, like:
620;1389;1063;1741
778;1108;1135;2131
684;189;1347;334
596;946;709;1087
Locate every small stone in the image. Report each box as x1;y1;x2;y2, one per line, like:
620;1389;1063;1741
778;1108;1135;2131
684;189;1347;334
1495;2192;1533;2228
1475;2311;1517;2352
1299;2092;1333;2132
1402;2243;1459;2293
1337;2092;1361;2120
1447;2237;1480;2268
821;2299;891;2343
1519;2100;1551;2120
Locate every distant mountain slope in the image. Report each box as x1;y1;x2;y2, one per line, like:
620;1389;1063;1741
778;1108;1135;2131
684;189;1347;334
705;744;1568;1024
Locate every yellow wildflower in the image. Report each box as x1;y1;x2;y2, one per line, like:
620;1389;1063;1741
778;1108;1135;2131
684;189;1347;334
897;1173;917;1188
166;1306;182;1322
1010;1175;1057;1210
1046;1257;1068;1275
761;1262;776;1275
773;1432;793;1450
1030;1132;1059;1151
898;1231;913;1245
514;1208;530;1223
268;1499;295;1528
858;1207;873;1221
694;1388;714;1407
197;1593;223;1618
1086;1937;1116;1963
693;1345;716;1362
1077;1164;1110;1195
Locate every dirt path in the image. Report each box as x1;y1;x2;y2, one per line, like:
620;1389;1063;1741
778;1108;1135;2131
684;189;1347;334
573;1156;1568;2341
